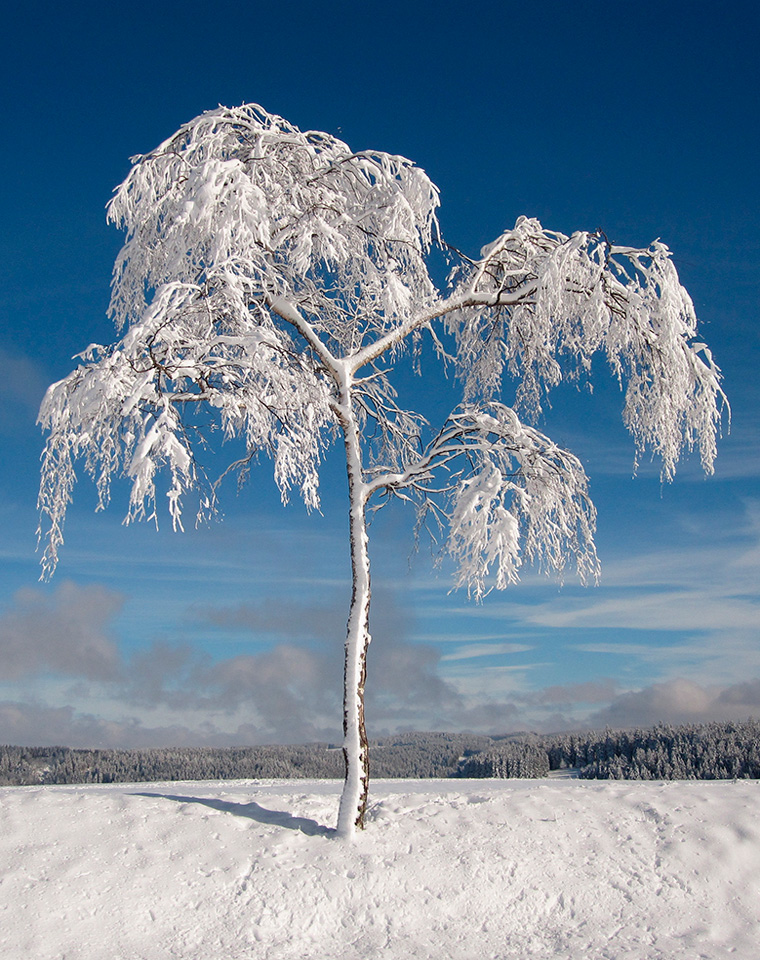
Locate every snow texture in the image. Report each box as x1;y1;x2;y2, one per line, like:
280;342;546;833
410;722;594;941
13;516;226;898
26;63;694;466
1;777;758;959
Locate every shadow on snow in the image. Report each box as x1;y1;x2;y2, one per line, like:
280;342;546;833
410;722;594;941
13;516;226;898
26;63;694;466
131;792;334;836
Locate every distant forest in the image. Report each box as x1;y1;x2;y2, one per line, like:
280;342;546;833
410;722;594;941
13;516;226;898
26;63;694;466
2;719;759;787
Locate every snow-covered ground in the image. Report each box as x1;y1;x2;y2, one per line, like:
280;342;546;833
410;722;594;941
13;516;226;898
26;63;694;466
1;777;759;959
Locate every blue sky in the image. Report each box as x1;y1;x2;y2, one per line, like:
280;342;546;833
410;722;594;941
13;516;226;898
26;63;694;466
1;0;758;747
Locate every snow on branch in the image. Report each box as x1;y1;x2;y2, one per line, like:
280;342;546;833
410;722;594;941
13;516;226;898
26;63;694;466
38;104;725;592
447;217;727;479
37;286;337;578
374;403;599;601
107;103;441;356
37;104;447;579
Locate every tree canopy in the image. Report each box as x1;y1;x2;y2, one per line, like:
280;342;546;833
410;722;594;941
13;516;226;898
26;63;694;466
38;104;726;834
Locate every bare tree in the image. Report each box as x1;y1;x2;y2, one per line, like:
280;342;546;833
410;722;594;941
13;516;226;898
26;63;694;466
38;104;725;837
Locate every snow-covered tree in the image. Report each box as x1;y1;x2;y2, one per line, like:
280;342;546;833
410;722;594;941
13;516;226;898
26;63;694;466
38;104;725;838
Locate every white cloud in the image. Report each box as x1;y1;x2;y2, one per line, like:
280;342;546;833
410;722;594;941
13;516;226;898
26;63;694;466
445;663;550;702
0;700;302;749
590;677;760;729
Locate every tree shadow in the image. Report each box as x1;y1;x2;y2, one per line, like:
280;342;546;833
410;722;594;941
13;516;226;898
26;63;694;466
132;792;334;836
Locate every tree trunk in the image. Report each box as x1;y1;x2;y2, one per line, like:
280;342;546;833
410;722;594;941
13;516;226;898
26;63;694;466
336;397;371;839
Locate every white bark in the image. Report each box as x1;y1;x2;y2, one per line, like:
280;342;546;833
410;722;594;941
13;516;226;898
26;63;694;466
335;382;371;839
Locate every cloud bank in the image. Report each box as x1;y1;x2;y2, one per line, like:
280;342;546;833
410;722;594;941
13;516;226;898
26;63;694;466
1;573;759;748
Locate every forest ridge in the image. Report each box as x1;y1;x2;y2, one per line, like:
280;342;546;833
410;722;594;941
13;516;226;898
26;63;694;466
3;719;759;786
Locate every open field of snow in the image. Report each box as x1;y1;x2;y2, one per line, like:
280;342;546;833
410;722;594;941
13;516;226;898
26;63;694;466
1;777;759;959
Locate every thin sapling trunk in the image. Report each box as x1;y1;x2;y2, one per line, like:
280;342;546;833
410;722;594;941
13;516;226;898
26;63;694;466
336;392;372;838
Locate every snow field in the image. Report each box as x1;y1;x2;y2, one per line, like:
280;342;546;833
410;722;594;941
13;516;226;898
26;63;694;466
1;777;758;959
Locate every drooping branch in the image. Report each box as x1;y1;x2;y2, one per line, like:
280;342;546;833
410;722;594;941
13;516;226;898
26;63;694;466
37;285;338;578
368;402;599;601
443;217;727;477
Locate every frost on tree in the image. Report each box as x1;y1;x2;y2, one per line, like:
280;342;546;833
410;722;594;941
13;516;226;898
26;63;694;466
38;104;726;837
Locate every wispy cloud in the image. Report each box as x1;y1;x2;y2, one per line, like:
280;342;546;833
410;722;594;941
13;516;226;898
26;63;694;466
517;591;759;633
450;500;760;642
441;643;533;661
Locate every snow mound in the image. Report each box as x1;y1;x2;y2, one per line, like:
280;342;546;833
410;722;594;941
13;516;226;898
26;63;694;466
1;778;758;959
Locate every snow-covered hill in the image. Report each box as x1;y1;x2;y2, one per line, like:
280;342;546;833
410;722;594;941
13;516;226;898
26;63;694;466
1;778;758;959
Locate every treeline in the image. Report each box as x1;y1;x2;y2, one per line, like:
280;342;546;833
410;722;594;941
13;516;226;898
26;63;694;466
0;743;343;786
1;720;759;786
549;719;760;780
462;720;760;781
459;738;550;779
0;733;491;786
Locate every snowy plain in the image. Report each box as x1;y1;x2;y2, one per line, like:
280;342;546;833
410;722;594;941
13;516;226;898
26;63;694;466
1;777;759;959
